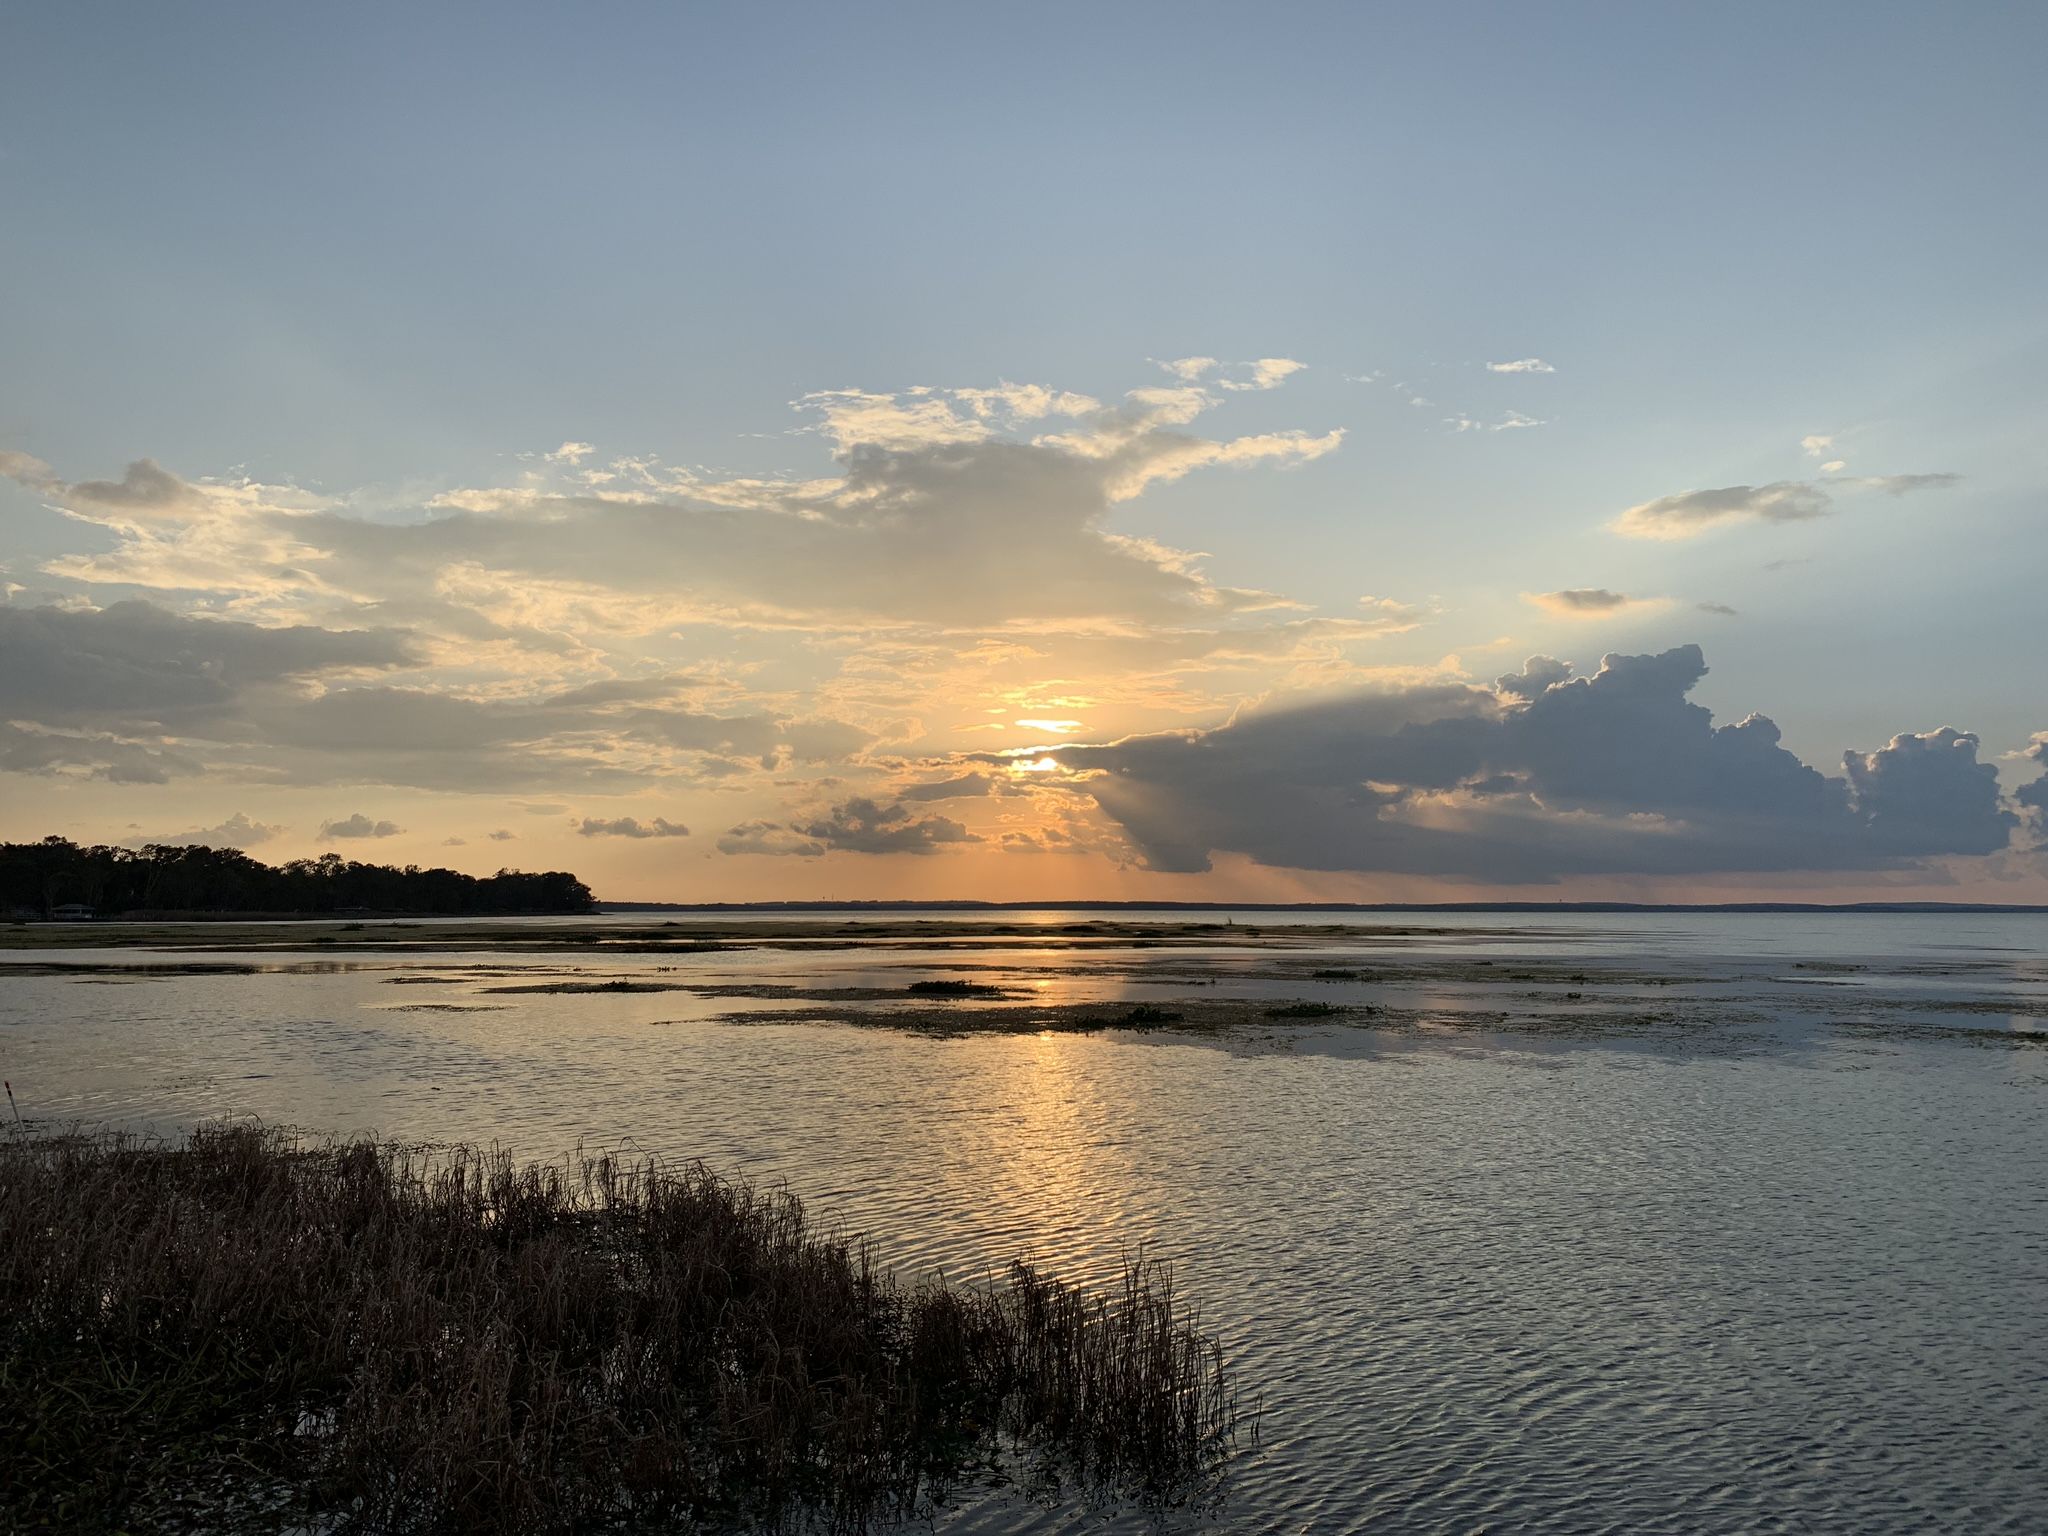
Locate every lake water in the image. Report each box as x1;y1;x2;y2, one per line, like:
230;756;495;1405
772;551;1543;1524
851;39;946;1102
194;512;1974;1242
4;910;2046;1533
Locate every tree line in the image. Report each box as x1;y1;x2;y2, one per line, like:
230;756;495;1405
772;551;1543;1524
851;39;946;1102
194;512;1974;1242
1;838;596;919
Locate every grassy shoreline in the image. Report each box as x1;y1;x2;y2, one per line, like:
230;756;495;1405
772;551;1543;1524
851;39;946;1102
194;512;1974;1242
2;1123;1246;1532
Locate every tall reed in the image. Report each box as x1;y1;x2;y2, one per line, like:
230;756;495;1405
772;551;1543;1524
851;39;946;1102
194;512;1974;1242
0;1122;1245;1532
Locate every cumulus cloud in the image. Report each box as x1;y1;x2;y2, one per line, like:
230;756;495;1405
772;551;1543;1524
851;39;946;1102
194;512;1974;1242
320;814;404;839
1218;358;1306;392
1040;645;2020;880
48;381;1336;634
1524;588;1657;618
1611;474;1959;540
576;816;690;839
1842;729;2015;857
718;798;979;857
2015;737;2048;844
1487;358;1555;374
123;811;284;850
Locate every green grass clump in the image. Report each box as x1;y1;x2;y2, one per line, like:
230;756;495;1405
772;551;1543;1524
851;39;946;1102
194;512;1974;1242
1;1123;1245;1532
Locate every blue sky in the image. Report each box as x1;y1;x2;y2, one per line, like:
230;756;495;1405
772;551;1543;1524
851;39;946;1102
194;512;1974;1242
3;3;2043;899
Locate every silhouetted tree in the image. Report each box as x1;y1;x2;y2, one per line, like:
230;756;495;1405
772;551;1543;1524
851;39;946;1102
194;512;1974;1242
0;840;595;918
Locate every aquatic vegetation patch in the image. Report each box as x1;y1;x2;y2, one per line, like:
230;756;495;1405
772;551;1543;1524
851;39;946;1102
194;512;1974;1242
904;979;1009;998
1263;1001;1352;1019
0;1123;1246;1533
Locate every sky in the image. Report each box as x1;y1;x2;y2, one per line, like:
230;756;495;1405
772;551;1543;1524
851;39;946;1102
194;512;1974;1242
2;1;2044;902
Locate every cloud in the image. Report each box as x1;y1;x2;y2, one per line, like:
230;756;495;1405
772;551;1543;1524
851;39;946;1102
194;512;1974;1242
1611;474;1959;540
1219;358;1306;392
0;722;202;784
487;829;516;841
718;797;979;857
110;381;1336;633
2015;737;2048;844
1447;411;1547;433
1040;645;2019;880
1487;358;1555;374
1801;434;1835;458
576;816;690;839
0;450;60;490
898;771;999;801
716;820;823;858
792;797;980;855
1157;357;1217;383
1843;728;2016;857
1696;602;1739;617
319;813;404;839
1524;588;1656;618
544;442;595;464
123;811;284;850
0;601;415;735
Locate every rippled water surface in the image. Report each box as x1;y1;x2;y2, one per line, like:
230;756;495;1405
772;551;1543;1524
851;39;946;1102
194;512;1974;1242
5;910;2047;1533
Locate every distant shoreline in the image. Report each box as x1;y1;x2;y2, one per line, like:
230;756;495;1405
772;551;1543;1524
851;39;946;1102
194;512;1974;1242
597;899;2048;915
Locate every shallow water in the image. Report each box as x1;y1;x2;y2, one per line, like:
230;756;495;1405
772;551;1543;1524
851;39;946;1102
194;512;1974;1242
5;911;2047;1533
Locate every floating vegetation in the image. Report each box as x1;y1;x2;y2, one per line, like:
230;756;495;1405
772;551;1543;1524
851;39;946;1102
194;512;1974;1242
1263;1001;1347;1019
1827;1018;2048;1049
482;978;694;995
904;979;1006;998
1115;1004;1185;1027
0;1123;1248;1533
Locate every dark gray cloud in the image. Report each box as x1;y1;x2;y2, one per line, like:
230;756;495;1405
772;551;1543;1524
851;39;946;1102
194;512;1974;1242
718;797;979;857
120;812;283;850
576;816;690;839
898;771;999;801
1841;728;2015;857
320;814;404;840
793;797;980;855
0;600;415;733
0;722;202;784
1045;645;2019;880
2017;738;2048;848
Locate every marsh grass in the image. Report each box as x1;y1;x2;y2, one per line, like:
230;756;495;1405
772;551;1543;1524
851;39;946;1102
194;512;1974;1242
1;1123;1245;1532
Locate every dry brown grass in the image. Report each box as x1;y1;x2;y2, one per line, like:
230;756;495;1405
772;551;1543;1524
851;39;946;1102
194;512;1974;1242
0;1122;1245;1532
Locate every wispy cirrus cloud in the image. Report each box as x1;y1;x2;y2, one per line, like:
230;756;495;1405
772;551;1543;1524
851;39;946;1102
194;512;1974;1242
1611;474;1959;540
1523;588;1661;618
